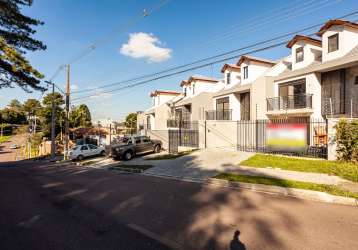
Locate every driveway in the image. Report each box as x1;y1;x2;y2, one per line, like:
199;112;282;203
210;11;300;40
0;134;26;162
127;148;254;179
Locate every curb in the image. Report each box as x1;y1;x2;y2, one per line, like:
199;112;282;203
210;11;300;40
108;166;144;173
142;172;358;207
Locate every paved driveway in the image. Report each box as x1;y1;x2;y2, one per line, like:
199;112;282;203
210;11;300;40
128;148;254;179
0;134;26;162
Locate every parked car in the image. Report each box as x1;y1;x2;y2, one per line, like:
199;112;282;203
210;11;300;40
9;144;19;149
69;144;105;161
111;135;162;161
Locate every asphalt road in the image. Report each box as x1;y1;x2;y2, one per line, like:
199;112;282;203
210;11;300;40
1;160;358;250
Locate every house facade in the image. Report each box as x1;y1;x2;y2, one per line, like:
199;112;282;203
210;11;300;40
139;90;181;131
270;20;358;120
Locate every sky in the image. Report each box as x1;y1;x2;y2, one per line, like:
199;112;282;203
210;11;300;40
1;0;358;121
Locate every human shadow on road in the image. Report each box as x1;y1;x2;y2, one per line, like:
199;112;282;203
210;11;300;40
229;230;246;250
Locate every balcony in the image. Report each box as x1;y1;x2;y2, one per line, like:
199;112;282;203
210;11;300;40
205;109;232;120
267;94;313;113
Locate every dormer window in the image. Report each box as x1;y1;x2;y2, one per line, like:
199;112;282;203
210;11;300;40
184;87;187;97
328;33;339;53
243;66;248;79
226;72;231;84
296;47;304;63
192;84;195;95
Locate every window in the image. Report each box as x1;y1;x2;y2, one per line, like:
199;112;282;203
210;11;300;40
355;76;358;85
296;47;304;63
226;72;231;84
328;33;339;53
88;145;97;149
135;137;141;144
142;137;151;143
192;84;195;95
184;87;187;97
243;66;248;79
81;146;88;150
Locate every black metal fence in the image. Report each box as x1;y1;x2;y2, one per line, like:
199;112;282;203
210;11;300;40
267;94;313;111
205;109;232;120
236;118;327;158
168;121;199;153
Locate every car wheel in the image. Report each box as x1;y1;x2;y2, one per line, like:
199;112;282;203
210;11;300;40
77;155;84;161
154;145;161;153
123;151;133;161
100;150;105;156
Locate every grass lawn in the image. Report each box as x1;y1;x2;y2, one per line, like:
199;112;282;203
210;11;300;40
146;150;196;160
0;135;11;144
241;154;358;182
214;173;358;199
109;164;153;171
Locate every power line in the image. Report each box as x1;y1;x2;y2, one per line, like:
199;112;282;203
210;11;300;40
71;41;290;102
46;0;170;84
71;10;358;97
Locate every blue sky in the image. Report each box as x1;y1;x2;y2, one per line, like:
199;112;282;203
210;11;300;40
1;0;358;121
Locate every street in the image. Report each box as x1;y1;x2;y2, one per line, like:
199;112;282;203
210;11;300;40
0;160;357;250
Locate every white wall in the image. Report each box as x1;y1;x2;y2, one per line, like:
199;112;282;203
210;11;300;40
322;25;358;62
223;69;241;87
241;61;271;85
152;94;178;107
291;41;322;71
212;93;241;120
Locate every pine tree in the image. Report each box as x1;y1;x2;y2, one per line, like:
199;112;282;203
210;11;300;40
0;0;46;92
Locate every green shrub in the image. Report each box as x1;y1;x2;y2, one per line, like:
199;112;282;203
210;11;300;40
334;119;358;163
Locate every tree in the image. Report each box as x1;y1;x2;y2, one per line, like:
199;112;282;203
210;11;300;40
69;104;92;128
0;99;26;124
125;113;137;134
23;98;42;116
0;0;46;92
39;92;64;137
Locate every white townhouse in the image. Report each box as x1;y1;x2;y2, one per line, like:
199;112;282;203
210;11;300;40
170;75;220;121
140;90;181;130
270;19;358;120
210;55;280;121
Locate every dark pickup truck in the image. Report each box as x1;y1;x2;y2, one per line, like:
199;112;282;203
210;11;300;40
111;135;162;160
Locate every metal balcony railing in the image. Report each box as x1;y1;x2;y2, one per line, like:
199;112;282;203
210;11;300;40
267;94;313;111
205;109;232;120
167;119;197;129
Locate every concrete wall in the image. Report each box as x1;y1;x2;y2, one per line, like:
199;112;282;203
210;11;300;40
146;130;169;150
189;92;214;120
152;103;172;130
204;120;238;150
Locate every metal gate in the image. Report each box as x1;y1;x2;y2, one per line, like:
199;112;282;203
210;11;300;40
236;118;328;158
168;121;199;154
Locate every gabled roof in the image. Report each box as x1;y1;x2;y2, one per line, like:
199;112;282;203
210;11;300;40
286;35;322;48
221;63;241;73
187;75;219;84
150;90;181;97
236;55;276;67
180;80;189;87
316;19;358;36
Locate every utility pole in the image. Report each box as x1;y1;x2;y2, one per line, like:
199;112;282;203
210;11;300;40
64;64;70;160
50;82;56;161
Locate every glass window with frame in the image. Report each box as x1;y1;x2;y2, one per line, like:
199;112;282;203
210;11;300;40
328;33;339;53
88;144;97;149
192;84;195;95
226;72;231;84
243;66;248;79
81;145;88;150
296;47;304;63
134;137;141;144
142;137;151;143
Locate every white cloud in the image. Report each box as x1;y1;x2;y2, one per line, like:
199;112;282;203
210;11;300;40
120;32;172;63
